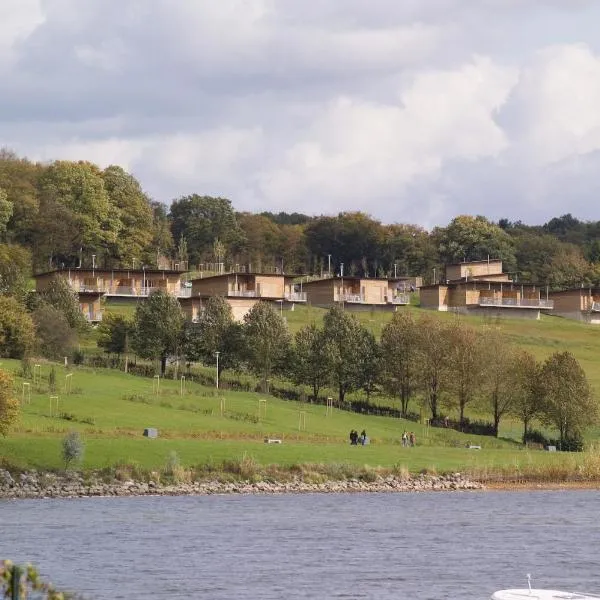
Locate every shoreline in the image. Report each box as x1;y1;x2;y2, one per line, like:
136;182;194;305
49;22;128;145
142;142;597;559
2;470;599;500
1;470;482;499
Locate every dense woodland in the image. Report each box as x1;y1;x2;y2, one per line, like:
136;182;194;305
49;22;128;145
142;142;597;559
1;150;600;288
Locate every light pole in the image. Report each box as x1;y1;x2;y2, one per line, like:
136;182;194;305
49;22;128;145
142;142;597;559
277;299;283;316
92;254;96;269
433;267;436;284
327;254;331;276
215;351;220;389
394;263;397;278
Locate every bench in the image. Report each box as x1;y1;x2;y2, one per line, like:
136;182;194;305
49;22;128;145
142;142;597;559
264;438;282;444
468;445;481;450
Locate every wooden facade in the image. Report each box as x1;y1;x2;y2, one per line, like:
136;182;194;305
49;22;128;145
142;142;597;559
548;288;600;324
303;276;411;310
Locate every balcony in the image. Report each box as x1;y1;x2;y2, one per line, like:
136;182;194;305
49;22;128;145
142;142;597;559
285;292;307;302
387;293;411;305
84;312;103;322
178;287;192;298
592;302;600;312
339;293;365;303
76;284;105;294
478;297;554;309
229;289;258;298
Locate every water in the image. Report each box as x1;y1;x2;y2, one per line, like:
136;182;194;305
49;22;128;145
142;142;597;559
1;490;599;599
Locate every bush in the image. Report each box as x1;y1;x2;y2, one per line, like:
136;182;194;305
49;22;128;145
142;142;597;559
72;349;85;365
62;431;84;469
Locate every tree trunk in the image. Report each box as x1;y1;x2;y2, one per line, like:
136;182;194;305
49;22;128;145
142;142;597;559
160;355;167;376
339;384;345;404
522;417;529;444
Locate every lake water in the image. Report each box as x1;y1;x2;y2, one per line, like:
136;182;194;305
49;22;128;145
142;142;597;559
1;490;599;599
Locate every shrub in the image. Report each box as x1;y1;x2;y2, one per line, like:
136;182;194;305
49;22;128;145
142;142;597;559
62;431;84;469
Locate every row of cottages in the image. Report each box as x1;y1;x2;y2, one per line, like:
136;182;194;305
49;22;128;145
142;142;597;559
180;273;414;322
419;260;554;320
548;287;600;324
34;268;191;322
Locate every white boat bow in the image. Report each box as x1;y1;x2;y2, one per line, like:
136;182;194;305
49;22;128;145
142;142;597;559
492;590;600;600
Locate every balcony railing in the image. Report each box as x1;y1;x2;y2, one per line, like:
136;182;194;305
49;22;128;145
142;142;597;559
77;284;105;293
339;293;365;303
478;297;554;309
84;312;103;322
178;288;192;298
592;302;600;312
229;290;258;298
285;292;307;302
387;293;411;305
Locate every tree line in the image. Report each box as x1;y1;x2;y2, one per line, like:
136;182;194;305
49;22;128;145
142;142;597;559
99;294;597;449
2;150;600;289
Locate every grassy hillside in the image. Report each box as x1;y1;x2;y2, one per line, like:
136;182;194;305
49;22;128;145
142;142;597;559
0;356;598;479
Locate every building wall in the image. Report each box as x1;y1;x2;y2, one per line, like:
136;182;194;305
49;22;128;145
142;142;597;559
361;280;388;304
255;275;285;298
550;289;585;312
446;260;503;280
463;306;541;320
191;277;229;296
305;280;336;306
228;298;259;321
419;286;447;310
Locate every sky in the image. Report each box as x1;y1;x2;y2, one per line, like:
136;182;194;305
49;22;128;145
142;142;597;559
2;0;600;228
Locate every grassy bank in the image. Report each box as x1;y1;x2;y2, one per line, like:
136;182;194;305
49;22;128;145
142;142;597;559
2;357;600;484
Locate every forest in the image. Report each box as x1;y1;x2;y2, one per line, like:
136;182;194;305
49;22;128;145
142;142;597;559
1;150;600;289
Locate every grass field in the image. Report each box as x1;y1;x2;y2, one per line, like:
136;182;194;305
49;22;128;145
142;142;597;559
4;301;598;479
1;351;599;480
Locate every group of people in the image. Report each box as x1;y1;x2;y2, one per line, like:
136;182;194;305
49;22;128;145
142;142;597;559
401;431;416;447
349;429;368;446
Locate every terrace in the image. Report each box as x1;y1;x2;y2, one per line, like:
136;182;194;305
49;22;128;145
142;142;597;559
478;297;554;309
387;293;411;305
592;302;600;312
285;291;307;302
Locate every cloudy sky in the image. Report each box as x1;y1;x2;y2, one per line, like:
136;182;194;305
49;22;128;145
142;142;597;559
2;1;600;227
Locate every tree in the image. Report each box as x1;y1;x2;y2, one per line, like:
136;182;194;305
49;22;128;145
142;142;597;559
0;243;31;301
539;351;598;449
36;276;87;331
39;160;120;261
291;323;332;401
0;187;12;237
101;165;154;265
0;369;19;436
355;328;381;402
380;311;419;417
132;290;185;375
33;305;77;360
414;315;451;421
97;313;133;356
321;307;363;403
445;319;486;427
0;296;35;359
481;327;516;436
435;215;516;271
510;350;542;442
184;296;243;377
169;195;245;264
62;431;84;469
243;302;291;384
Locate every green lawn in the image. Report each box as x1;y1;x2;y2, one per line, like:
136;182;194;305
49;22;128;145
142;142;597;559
4;303;598;477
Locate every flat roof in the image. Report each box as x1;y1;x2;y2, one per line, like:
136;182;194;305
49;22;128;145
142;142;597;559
34;268;183;277
420;280;542;290
189;272;301;282
445;259;503;266
303;276;408;285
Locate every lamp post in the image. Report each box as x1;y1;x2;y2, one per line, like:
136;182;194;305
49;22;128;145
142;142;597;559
394;263;397;278
277;299;283;316
215;351;220;389
327;254;331;276
92;254;96;269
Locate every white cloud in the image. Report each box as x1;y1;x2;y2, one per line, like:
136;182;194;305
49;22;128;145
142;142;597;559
3;0;600;226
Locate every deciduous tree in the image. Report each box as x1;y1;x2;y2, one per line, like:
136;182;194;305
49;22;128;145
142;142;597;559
380;311;419;417
291;323;332;401
0;369;19;436
321;307;363;403
243;302;291;384
132;290;185;375
510;350;542;442
539;351;597;448
0;296;35;359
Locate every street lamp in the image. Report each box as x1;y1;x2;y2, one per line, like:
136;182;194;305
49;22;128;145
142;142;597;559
92;254;96;269
215;351;220;389
277;299;283;316
394;263;397;278
327;254;332;277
